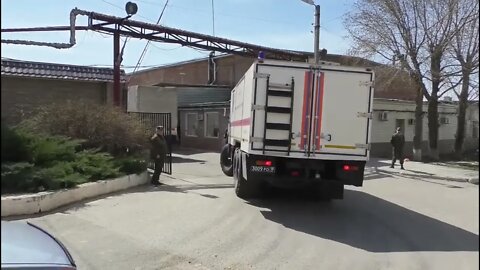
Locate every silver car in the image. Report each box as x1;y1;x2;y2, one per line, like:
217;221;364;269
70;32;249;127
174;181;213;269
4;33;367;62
1;221;76;269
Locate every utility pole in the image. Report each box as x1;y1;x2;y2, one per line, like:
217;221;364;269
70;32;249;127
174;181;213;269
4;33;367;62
313;4;320;65
113;30;121;107
301;0;321;64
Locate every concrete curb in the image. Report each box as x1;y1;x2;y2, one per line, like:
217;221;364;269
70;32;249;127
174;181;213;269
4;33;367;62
1;172;148;217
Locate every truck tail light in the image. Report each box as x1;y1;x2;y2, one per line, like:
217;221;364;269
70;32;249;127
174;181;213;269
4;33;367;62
343;165;359;171
256;160;272;166
291;170;300;177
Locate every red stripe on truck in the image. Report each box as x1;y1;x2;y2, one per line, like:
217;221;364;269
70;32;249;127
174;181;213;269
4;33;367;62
231;118;251;127
316;72;325;148
300;71;312;150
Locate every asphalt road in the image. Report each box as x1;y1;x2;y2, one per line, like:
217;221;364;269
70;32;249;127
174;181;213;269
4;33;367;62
21;151;479;270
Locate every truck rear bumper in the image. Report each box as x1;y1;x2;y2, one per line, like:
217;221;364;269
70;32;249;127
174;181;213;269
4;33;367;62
245;153;366;187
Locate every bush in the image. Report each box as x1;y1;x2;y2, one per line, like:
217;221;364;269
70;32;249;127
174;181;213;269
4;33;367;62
19;101;149;156
32;162;87;190
1;122;30;162
27;135;84;167
1;122;149;194
73;150;121;180
115;157;148;175
1;162;35;193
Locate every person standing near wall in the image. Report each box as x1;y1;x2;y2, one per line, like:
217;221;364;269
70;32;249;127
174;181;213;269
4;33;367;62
390;127;405;170
150;126;168;186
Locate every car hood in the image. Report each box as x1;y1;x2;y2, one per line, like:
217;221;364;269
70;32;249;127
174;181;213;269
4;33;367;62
1;221;73;266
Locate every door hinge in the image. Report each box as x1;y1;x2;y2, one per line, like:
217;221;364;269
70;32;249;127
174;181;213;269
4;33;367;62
251;137;264;143
359;81;374;87
252;104;265;111
357;112;373;119
254;72;270;79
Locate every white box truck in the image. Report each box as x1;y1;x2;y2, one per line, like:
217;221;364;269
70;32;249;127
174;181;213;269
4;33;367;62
220;59;374;199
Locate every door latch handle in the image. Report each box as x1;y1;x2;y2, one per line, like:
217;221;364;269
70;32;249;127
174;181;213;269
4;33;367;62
321;133;332;141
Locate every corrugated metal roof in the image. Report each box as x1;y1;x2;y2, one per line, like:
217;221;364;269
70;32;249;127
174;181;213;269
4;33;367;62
1;58;126;83
177;87;231;107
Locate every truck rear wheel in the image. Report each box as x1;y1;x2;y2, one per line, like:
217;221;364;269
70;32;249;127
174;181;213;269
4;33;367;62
220;144;233;176
233;148;261;199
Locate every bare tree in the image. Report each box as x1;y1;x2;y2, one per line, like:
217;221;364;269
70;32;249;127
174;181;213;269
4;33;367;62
448;0;479;158
344;0;476;160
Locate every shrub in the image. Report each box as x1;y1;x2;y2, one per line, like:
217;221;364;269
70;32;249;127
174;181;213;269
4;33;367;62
32;162;87;190
27;135;84;167
115;157;148;175
19;101;149;156
1;162;35;194
1;122;30;162
73;150;122;180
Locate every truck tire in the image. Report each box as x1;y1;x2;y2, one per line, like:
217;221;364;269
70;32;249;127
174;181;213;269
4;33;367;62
233;148;261;199
220;144;233;176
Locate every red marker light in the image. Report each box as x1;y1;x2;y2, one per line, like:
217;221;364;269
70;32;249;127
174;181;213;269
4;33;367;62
291;171;300;177
256;160;273;166
343;165;359;171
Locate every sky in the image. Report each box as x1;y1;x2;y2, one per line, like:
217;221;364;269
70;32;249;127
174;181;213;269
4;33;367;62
1;0;356;72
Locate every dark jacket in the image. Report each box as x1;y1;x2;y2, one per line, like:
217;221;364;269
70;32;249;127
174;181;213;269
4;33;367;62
150;134;167;160
391;132;405;151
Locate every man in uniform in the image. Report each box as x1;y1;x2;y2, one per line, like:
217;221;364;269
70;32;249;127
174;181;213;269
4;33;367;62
390;127;405;170
150;126;168;186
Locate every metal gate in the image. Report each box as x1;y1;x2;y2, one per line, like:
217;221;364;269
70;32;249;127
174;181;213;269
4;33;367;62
129;112;172;175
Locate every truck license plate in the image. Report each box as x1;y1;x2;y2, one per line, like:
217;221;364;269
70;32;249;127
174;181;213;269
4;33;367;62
250;166;276;173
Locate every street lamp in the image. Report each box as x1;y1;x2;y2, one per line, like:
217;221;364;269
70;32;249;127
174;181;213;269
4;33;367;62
125;2;138;16
301;0;320;65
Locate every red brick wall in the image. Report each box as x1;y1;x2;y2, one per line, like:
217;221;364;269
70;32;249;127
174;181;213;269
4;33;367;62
1;76;108;124
129;55;416;101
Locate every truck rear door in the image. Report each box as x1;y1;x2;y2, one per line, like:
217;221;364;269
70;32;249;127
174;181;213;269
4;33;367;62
310;68;374;157
253;63;313;155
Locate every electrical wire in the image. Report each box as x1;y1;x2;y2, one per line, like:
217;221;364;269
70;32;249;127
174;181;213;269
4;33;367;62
100;0;156;23
149;42;183;51
129;0;171;80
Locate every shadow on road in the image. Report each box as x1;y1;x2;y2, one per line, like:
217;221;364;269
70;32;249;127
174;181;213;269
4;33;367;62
171;156;205;164
248;189;479;253
173;148;219;156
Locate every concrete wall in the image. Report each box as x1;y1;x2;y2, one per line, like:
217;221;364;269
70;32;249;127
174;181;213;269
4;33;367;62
179;107;229;152
1;172;148;217
1;76;109;124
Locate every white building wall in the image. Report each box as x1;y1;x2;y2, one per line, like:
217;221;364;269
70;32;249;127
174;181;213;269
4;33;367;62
370;98;477;157
372;99;458;143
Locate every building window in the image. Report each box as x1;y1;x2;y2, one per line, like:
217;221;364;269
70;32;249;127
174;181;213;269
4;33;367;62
205;112;220;138
186;113;198;137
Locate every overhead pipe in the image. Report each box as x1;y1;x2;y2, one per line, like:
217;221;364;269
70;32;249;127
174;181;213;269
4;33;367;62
0;8;84;49
1;8;310;61
208;52;217;85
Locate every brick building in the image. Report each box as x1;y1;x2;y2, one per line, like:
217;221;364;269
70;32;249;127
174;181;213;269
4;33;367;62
1;58;126;125
128;54;417;101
